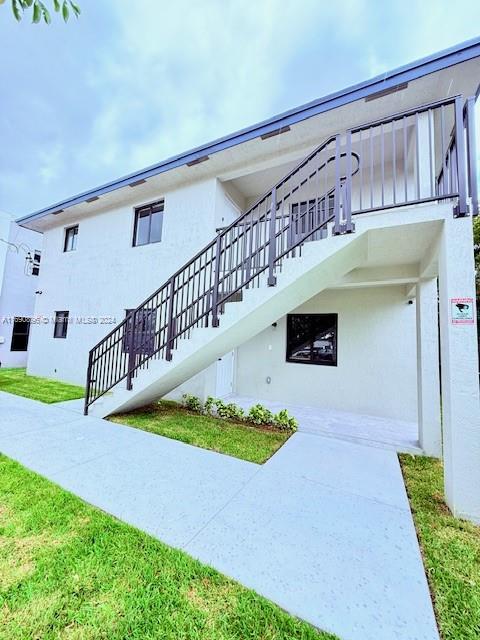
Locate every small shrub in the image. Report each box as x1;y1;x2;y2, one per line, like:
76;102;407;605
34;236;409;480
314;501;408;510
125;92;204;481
247;403;274;425
204;396;216;415
223;402;245;421
213;398;228;418
180;394;297;433
274;409;298;432
181;393;203;412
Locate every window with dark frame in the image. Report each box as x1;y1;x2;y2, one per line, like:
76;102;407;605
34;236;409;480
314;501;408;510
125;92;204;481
10;317;30;352
286;313;337;366
54;311;69;339
64;225;78;252
133;200;164;246
32;251;41;276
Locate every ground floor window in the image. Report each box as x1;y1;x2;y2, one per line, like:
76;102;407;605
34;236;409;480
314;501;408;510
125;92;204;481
10;317;30;352
286;313;337;366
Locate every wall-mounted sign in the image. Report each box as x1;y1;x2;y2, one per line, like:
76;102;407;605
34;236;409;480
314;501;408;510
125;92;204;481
451;297;474;324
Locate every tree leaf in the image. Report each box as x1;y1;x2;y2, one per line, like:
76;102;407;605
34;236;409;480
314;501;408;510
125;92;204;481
11;0;23;21
69;0;80;17
32;0;41;22
62;0;69;21
40;1;51;23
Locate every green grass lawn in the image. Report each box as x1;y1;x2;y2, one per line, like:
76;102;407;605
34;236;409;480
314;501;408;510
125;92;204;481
0;455;333;640
0;368;84;404
400;455;480;640
109;401;291;464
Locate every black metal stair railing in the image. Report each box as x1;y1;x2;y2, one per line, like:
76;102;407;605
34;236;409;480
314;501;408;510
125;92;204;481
84;95;472;414
84;134;357;413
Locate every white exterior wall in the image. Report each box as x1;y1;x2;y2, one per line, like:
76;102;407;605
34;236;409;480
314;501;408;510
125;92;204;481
234;285;418;422
27;178;220;385
0;218;42;368
0;213;10;292
214;179;244;230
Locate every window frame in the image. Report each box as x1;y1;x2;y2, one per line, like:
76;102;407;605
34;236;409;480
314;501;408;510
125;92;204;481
63;225;78;252
32;250;41;276
286;313;338;367
53;310;69;339
10;317;30;352
132;199;164;247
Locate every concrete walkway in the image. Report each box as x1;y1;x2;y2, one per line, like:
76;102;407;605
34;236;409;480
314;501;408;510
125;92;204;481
0;391;438;640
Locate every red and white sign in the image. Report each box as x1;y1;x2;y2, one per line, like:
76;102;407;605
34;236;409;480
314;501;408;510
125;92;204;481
450;297;475;324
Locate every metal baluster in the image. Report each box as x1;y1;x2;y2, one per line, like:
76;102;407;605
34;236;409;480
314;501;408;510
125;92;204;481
84;350;93;414
369;127;374;209
165;277;176;360
392;119;397;204
126;310;136;388
211;235;222;326
267;188;277;285
381;123;385;206
344;130;353;232
403;116;408;202
454;95;468;216
466;96;479;215
415;112;420;200
440;106;447;196
333;135;342;234
428;109;434;197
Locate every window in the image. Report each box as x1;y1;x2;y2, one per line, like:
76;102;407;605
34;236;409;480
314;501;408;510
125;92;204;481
133;200;164;246
64;225;78;252
54;311;69;339
32;251;41;276
10;317;30;352
286;314;337;366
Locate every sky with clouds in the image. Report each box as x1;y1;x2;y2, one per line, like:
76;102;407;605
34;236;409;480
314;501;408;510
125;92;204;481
1;0;479;218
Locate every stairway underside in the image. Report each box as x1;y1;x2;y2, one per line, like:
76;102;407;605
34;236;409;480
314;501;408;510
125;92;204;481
88;207;445;418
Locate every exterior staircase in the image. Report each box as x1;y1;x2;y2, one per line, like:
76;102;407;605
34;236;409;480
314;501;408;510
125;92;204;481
84;96;472;417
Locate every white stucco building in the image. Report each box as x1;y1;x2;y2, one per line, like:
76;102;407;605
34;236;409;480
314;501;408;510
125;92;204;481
17;38;480;522
0;211;42;368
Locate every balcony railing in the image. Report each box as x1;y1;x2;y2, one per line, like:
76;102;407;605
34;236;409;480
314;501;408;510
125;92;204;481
84;94;477;414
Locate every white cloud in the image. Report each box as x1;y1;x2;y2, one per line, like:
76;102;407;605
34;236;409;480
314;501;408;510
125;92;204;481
38;142;65;184
79;0;333;173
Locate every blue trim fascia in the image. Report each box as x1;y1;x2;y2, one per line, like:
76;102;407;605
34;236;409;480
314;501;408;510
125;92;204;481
17;35;480;225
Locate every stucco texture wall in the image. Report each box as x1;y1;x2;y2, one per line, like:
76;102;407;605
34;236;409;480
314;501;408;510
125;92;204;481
27;178;219;385
234;285;418;422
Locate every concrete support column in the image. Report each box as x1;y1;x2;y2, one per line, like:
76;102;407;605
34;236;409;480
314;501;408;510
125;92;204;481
438;215;480;522
416;278;442;457
417;111;435;199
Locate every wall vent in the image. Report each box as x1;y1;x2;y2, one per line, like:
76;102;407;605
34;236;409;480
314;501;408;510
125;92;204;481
261;125;291;140
365;82;408;102
186;155;210;167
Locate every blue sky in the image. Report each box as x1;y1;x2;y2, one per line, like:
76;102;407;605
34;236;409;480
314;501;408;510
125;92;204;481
1;0;479;218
